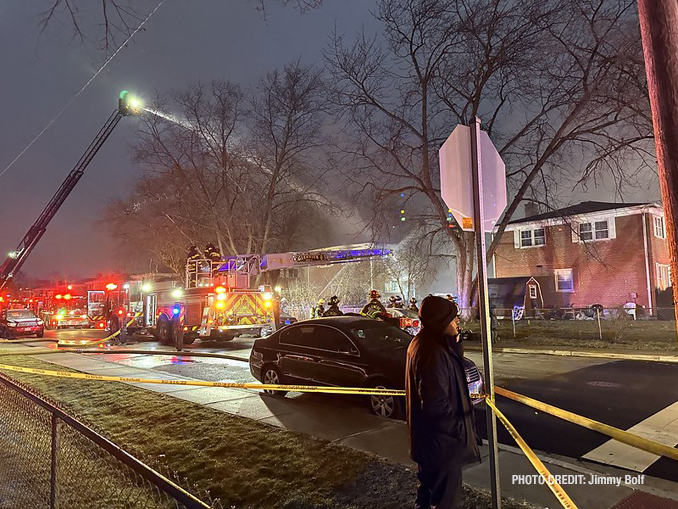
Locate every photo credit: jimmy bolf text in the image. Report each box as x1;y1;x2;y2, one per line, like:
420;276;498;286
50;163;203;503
511;474;646;486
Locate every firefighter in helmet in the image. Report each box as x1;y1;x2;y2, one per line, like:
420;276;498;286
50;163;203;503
323;295;343;317
186;244;201;286
187;244;201;262
204;243;221;262
393;295;404;308
312;298;326;318
361;290;387;319
408;297;419;313
388;295;397;308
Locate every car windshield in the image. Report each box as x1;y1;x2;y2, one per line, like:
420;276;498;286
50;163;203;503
351;322;412;350
7;310;37;320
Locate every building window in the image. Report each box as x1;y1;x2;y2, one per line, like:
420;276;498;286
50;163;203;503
654;216;666;239
578;220;609;241
657;264;671;291
555;269;574;292
594;221;609;239
528;285;537;299
579;223;593;241
386;280;399;293
520;228;546;248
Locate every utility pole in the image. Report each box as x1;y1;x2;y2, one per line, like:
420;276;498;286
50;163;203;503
637;0;678;344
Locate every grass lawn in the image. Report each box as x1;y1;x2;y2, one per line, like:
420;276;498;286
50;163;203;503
461;318;678;352
0;355;536;509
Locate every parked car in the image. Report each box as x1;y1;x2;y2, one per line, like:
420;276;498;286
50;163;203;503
249;316;484;419
0;308;45;338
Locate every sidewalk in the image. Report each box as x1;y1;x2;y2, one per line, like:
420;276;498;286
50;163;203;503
5;344;678;509
464;343;678;363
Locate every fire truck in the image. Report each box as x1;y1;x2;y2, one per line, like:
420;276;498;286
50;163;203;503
124;245;391;346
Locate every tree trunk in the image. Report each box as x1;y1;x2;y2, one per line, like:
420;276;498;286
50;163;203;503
456;232;476;317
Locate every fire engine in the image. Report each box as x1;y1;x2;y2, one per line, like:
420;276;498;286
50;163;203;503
120;245;391;346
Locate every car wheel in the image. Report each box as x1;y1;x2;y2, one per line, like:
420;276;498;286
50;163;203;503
36;331;44;338
262;366;287;397
369;383;403;419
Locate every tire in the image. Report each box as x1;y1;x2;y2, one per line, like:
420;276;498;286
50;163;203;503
156;317;172;345
183;332;197;345
36;331;44;338
368;382;403;419
262;365;287;397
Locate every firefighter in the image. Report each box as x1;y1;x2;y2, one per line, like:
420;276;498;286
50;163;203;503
204;242;221;262
388;295;397;308
361;290;387;319
323;295;343;317
187;244;201;262
312;298;326;318
393;295;404;308
408;298;419;313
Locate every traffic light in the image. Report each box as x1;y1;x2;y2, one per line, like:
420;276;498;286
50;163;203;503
118;91;143;116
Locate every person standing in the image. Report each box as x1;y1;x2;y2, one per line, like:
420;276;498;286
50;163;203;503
323;295;343;317
361;290;387;318
406;296;481;509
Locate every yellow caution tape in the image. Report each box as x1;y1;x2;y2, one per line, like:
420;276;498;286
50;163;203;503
485;396;578;509
0;362;406;396
495;387;678;462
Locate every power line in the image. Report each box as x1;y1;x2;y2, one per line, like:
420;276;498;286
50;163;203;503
0;0;166;181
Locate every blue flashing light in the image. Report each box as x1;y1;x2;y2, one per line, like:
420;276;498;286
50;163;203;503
400;193;405;197
172;306;181;316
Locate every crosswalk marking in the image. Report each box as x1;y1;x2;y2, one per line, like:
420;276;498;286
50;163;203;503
583;401;678;472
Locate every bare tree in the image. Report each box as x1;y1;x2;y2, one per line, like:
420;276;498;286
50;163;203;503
104;68;334;274
246;60;332;255
325;0;652;311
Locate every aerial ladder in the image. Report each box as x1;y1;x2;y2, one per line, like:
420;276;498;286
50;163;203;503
0;92;143;290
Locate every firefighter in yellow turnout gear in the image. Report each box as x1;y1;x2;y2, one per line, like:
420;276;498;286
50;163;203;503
361;290;387;319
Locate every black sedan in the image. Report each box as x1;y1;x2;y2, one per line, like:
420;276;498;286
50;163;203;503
0;308;45;338
249;316;484;419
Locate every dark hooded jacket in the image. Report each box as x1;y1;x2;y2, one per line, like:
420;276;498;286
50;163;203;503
406;297;481;468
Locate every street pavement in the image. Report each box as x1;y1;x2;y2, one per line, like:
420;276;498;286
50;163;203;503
8;328;678;508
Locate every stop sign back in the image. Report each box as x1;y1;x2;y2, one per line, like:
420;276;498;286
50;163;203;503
439;124;507;231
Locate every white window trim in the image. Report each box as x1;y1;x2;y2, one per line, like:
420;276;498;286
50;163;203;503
656;263;671;291
555;268;574;293
516;227;546;249
528;285;537;299
572;217;616;243
653;215;666;239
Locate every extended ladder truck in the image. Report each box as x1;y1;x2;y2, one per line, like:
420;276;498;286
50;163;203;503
137;246;392;346
0;92;142;291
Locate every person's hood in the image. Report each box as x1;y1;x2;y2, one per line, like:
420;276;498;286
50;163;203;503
419;296;458;333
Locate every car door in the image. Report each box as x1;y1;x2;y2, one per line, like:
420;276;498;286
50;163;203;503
309;325;367;388
276;325;320;384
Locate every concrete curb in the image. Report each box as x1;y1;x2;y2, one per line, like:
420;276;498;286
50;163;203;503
464;345;678;363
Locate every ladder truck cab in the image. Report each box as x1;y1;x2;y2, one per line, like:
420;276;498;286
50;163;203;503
146;245;392;346
148;257;274;345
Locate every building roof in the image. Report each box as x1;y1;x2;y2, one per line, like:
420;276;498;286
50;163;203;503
509;201;651;225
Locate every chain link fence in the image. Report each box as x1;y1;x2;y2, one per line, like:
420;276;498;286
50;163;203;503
0;373;216;509
455;305;677;344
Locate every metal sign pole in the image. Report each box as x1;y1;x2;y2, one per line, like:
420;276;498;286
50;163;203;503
470;116;501;509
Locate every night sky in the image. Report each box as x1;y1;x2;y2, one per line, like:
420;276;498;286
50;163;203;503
0;1;659;281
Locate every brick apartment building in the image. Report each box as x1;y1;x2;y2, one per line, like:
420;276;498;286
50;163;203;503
494;201;671;314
